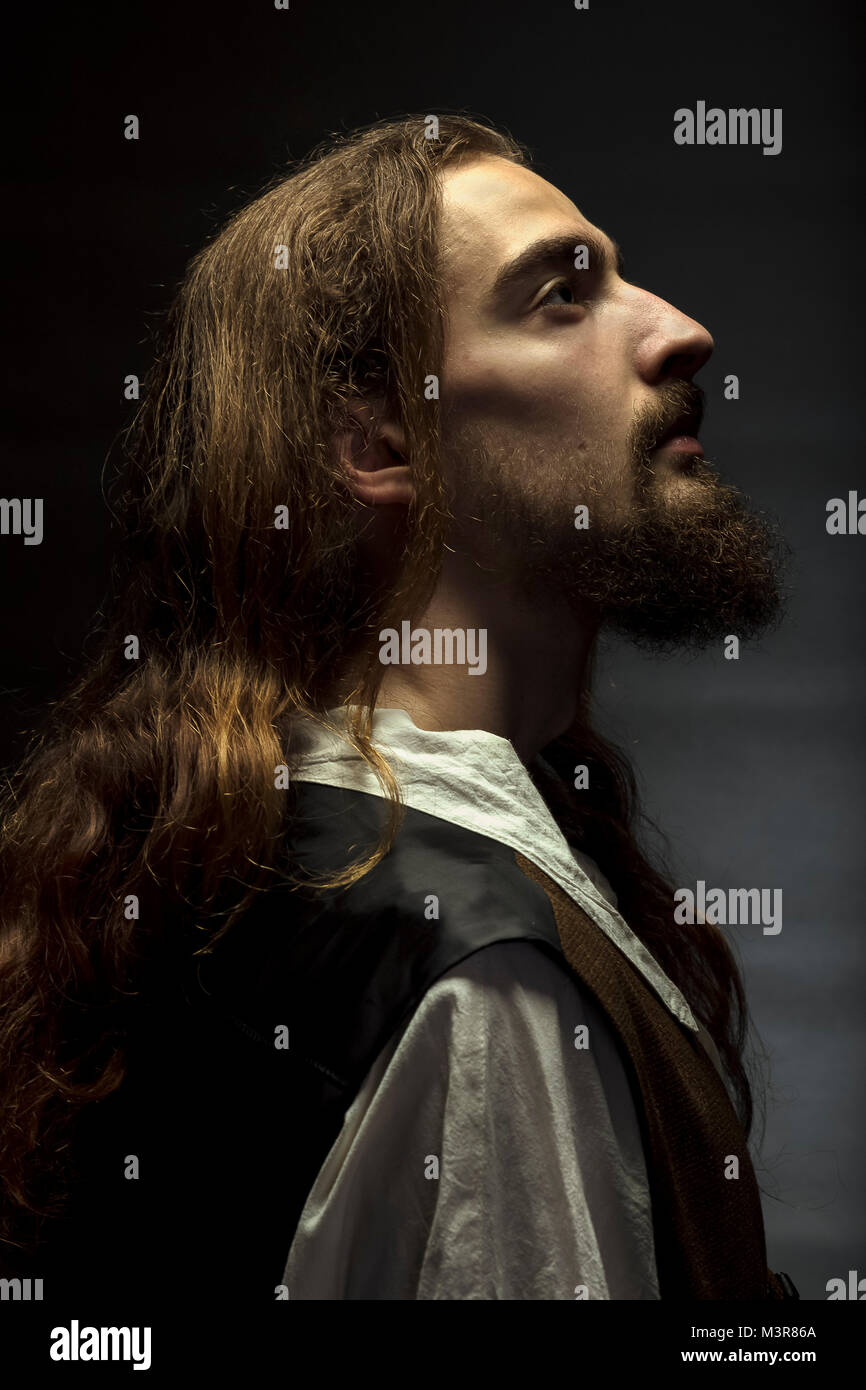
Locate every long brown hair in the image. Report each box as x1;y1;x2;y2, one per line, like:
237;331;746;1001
0;113;763;1261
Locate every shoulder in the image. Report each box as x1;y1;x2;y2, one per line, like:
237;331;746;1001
206;784;569;1097
384;939;649;1167
282;780;566;992
376;937;629;1099
288;780;557;923
286;937;657;1298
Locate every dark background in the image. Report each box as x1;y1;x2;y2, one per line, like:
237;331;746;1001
4;0;863;1302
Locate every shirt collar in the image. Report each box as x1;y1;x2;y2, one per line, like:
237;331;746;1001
291;705;700;1033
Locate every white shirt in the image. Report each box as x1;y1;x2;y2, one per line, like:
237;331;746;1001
281;707;707;1300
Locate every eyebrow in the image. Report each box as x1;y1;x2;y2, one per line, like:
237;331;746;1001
487;230;625;307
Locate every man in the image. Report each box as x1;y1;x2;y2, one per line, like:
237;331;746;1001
0;113;794;1304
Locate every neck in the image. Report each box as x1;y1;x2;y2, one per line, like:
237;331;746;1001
366;548;598;765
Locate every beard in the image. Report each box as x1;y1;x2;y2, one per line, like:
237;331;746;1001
439;382;790;652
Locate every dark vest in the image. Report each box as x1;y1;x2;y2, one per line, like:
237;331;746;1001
12;781;796;1303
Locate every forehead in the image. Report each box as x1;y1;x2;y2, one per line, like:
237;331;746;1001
438;154;608;299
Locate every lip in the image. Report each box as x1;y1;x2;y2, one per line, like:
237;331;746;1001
654;434;703;456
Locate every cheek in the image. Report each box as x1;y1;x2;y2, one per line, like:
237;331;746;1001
441;336;620;442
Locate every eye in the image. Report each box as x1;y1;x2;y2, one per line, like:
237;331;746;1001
536;276;587;310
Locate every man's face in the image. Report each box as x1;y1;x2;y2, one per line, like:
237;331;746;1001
436;154;786;648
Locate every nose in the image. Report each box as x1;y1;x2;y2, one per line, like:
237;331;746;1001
633;290;714;385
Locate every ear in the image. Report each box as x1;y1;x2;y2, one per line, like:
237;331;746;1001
335;399;414;507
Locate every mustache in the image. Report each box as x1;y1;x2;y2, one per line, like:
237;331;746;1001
631;381;706;458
